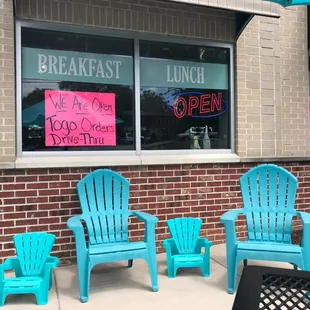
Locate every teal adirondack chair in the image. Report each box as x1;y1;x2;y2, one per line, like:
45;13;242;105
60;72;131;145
163;217;213;278
0;232;59;306
67;169;159;303
220;164;310;294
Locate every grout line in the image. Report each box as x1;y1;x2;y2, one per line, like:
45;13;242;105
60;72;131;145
53;270;61;310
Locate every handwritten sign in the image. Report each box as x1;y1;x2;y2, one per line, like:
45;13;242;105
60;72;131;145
45;90;116;146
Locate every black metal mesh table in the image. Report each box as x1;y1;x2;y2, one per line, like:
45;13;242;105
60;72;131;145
232;266;310;310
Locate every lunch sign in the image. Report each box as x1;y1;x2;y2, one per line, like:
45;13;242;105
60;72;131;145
22;47;229;147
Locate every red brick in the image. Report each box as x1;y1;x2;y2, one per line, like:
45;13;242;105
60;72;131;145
131;178;148;184
39;189;59;196
158;171;174;177
0;176;14;182
182;176;197;182
15;190;37;197
0;250;15;258
139;171;156;177
16;176;38;182
4;212;26;219
28;225;49;232
148;177;165;183
4;227;26;234
49;196;70;202
139;197;156;203
26;211;48;218
38;203;60;210
0;220;14;228
16;219;38;226
39;217;60;224
39;175;60;181
190;170;206;176
0;191;14;198
61;174;81;181
27;197;49;204
148;190;165;196
4;198;25;205
27;169;48;175
3;183;25;190
27;183;48;189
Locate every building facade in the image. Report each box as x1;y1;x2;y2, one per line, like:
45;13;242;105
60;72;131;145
0;0;309;264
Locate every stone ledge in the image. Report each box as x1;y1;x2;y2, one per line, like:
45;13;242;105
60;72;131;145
240;157;310;163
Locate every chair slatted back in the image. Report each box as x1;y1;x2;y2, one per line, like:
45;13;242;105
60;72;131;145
167;217;202;254
240;164;297;243
77;169;130;245
14;232;56;276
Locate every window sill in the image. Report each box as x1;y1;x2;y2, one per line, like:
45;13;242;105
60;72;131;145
12;153;241;169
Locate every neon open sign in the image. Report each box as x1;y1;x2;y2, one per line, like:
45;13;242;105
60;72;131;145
165;92;228;119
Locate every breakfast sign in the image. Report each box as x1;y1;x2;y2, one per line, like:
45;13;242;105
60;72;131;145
45;90;116;146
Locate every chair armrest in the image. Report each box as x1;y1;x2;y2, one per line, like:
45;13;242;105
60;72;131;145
2;257;20;271
132;211;158;224
296;211;310;249
297;211;310;225
42;256;59;282
196;238;213;249
163;239;178;256
67;216;83;231
220;209;244;246
220;209;244;224
0;258;17;282
132;211;158;244
1;257;21;279
67;216;87;253
46;256;59;269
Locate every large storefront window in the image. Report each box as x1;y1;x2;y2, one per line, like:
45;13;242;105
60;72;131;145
140;41;230;150
18;25;232;154
21;28;135;151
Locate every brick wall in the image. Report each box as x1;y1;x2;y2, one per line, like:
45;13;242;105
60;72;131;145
0;0;15;163
0;162;308;265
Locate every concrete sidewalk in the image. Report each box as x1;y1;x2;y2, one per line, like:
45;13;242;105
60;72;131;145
3;244;293;310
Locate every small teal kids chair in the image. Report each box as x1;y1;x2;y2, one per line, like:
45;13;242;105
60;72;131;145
67;169;159;303
163;217;213;278
0;232;59;306
220;164;310;294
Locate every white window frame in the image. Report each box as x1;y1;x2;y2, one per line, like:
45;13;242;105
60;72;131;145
16;20;235;158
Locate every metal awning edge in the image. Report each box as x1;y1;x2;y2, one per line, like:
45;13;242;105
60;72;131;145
165;0;280;18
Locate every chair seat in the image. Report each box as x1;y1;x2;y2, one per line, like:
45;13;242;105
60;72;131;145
4;276;42;289
237;241;302;254
173;254;203;263
89;241;147;255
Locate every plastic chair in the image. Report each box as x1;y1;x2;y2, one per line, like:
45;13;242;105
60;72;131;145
163;217;213;277
67;169;159;302
220;164;310;294
0;232;59;306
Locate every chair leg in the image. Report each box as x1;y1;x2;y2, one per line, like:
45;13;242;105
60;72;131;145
202;257;211;277
128;260;133;268
227;258;238;294
79;266;91;303
173;266;179;278
0;292;6;307
147;253;158;292
36;289;49;305
167;259;175;278
49;270;53;290
243;259;248;267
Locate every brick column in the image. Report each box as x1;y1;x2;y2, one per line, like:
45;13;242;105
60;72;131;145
236;6;309;157
0;0;15;163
